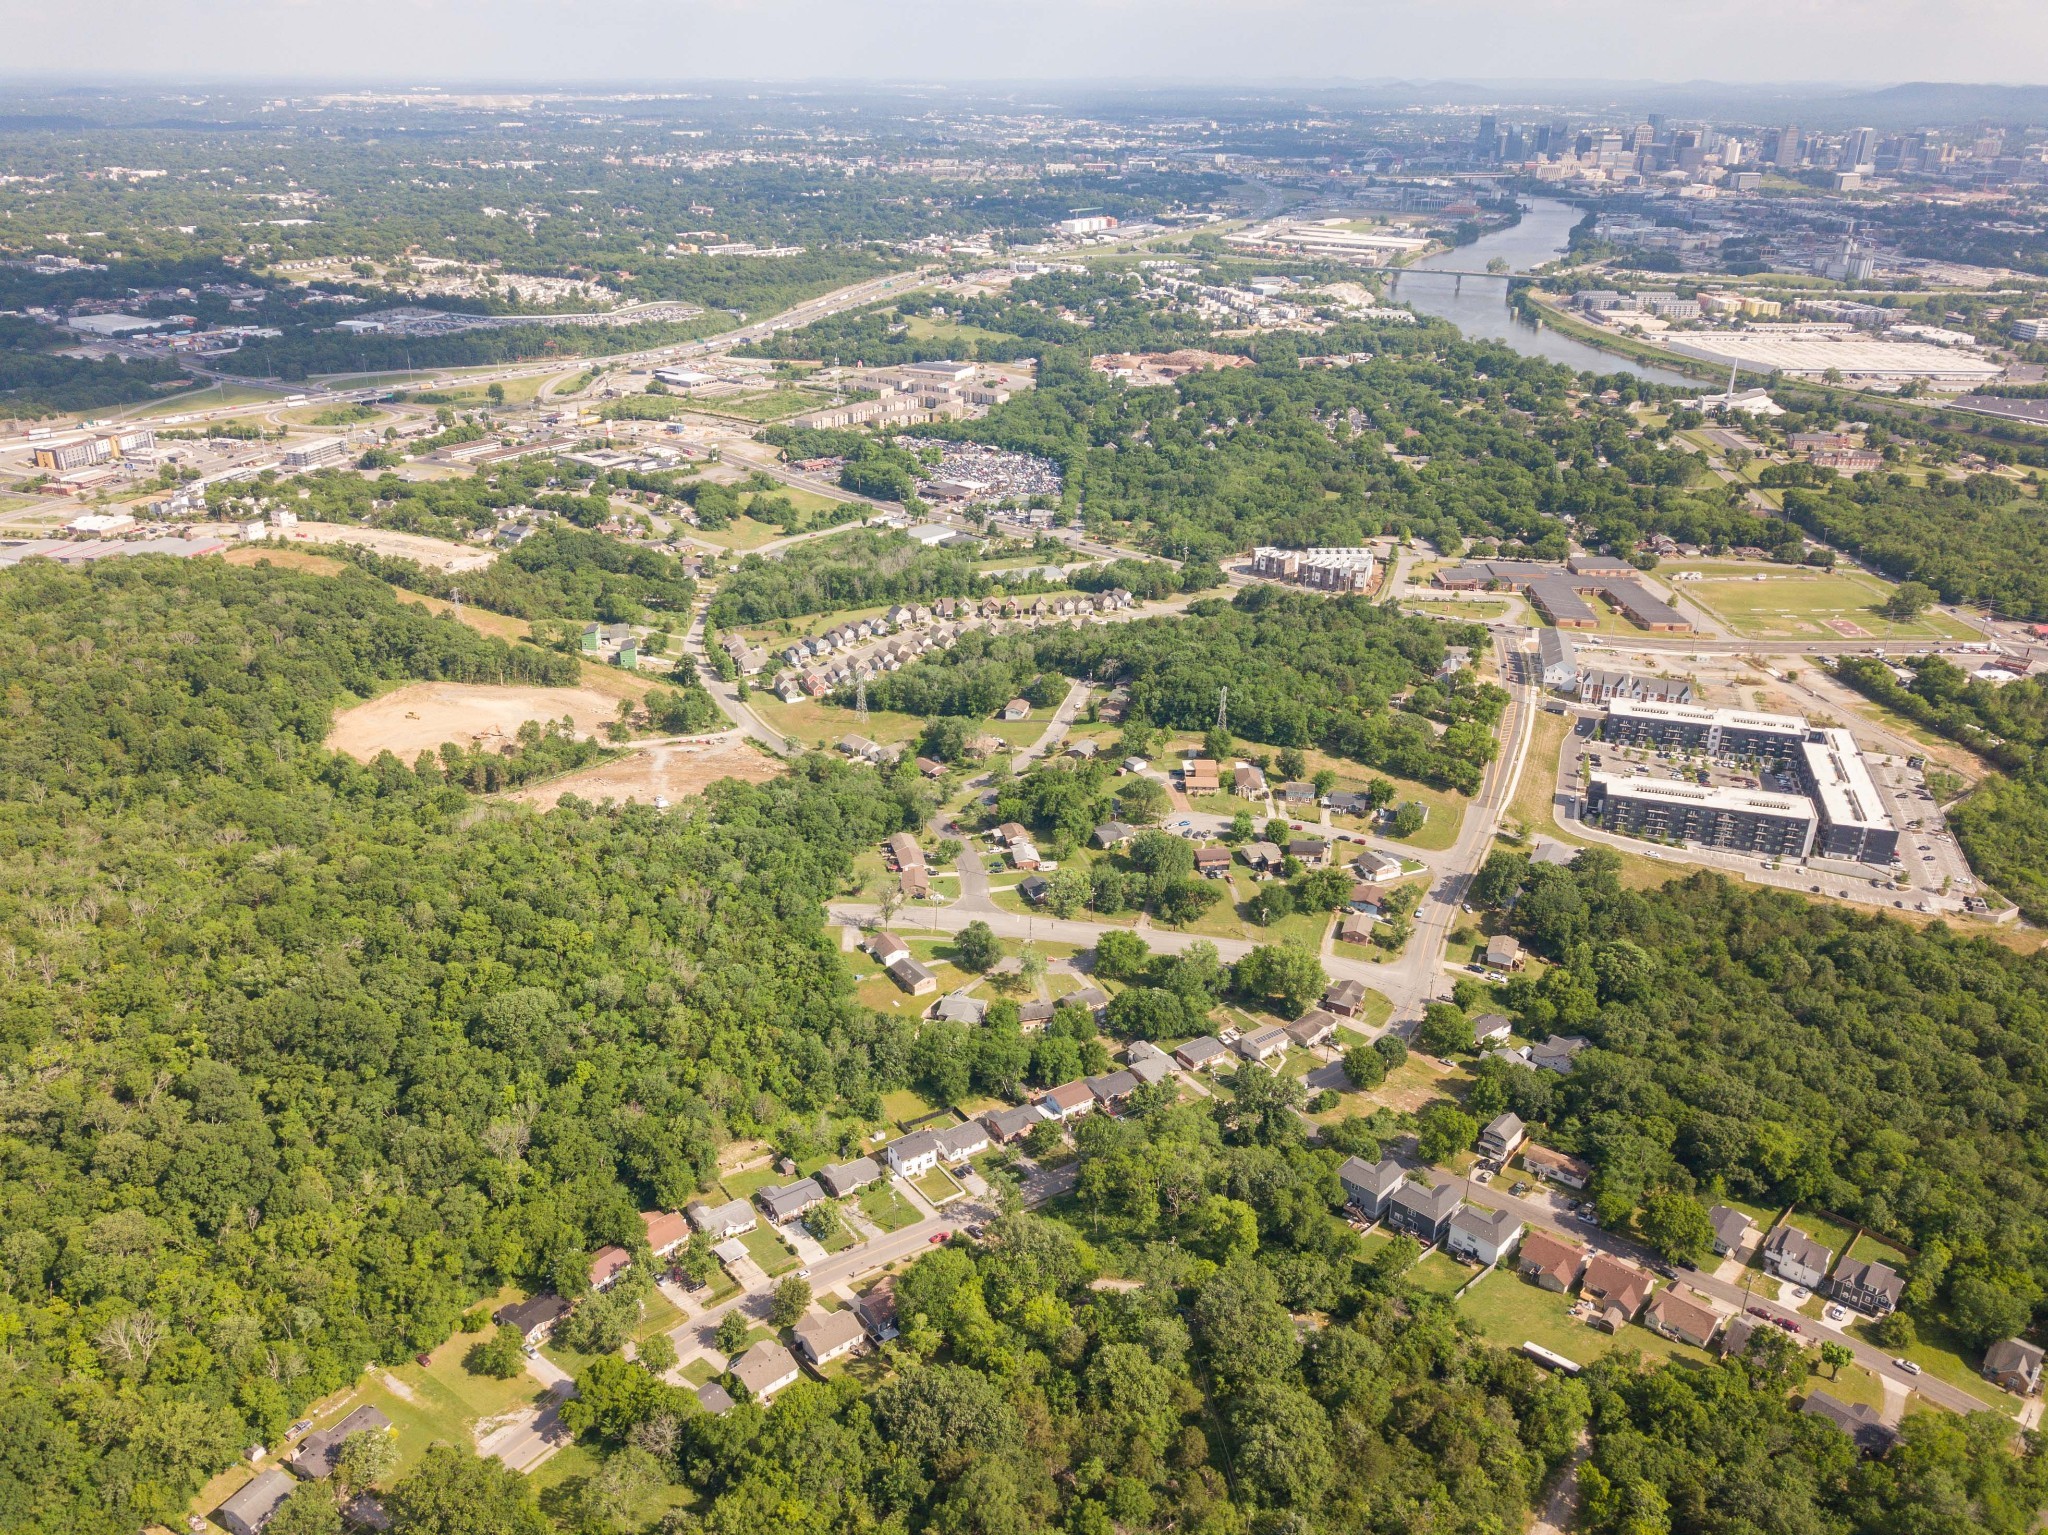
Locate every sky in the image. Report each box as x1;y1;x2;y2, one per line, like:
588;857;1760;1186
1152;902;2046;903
1;0;2044;87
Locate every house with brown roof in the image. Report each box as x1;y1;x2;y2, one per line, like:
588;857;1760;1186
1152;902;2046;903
589;1246;633;1292
1644;1288;1723;1349
730;1340;801;1404
1580;1253;1654;1331
1520;1144;1592;1189
1039;1080;1096;1120
1322;978;1368;1016
794;1308;868;1367
1194;845;1234;878
1285;1009;1338;1049
1984;1338;2044;1396
642;1209;690;1259
1517;1229;1586;1292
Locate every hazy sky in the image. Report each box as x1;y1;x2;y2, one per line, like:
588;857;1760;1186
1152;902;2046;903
2;0;2044;87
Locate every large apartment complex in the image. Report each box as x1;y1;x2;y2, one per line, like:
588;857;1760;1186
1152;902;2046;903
1587;703;1899;864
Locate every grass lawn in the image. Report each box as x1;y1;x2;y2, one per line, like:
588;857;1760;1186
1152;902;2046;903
691;513;793;552
1809;1361;1889;1414
543;1287;686;1377
691;387;834;423
737;1223;798;1277
1456;1269;1716;1371
1846;1313;2015;1414
1408;1251;1474;1298
880;1088;944;1127
902;313;1019;348
1403;596;1510;620
1665;563;1975;642
1845;1231;1914;1269
912;1165;965;1204
810;1219;860;1254
719;1165;784;1201
1783;1208;1858;1265
859;1182;924;1233
123;380;285;418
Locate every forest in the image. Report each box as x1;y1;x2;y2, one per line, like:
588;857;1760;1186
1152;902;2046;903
0;314;199;417
335;526;699;624
705;528;1076;628
1472;849;2048;1351
1780;474;2048;619
1834;654;2048;922
0;557;941;1533
860;587;1506;793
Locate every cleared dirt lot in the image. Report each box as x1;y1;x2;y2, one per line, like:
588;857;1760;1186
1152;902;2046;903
508;734;783;809
279;524;499;572
328;682;621;761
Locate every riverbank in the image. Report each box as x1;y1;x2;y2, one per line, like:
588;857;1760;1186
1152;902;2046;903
1519;295;1730;384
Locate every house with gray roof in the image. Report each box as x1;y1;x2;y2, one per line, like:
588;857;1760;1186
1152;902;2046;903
1762;1224;1833;1289
1385;1180;1463;1244
1830;1258;1905;1316
794;1308;868;1367
1337;1156;1407;1220
1984;1338;2044;1396
730;1340;801;1404
981;1103;1048;1142
215;1469;297;1535
757;1178;825;1224
930;993;987;1025
1446;1205;1523;1267
1174;1035;1230;1071
817;1158;883;1197
288;1406;392;1480
1709;1204;1755;1255
687;1198;757;1240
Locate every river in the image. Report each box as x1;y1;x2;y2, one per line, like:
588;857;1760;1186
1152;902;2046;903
1384;197;1695;384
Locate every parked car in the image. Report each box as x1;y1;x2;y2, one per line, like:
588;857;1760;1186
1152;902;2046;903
1894;1358;1922;1375
930;1231;949;1244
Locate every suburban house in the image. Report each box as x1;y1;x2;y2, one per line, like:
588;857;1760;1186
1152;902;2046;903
1068;987;1110;1020
1385;1180;1464;1244
1279;781;1317;806
1762;1225;1834;1289
1337;912;1377;946
696;1381;735;1416
1128;1039;1174;1073
1018;999;1055;1031
1478;1112;1527;1163
1984;1338;2045;1396
817;1157;883;1197
1233;1025;1290;1063
1517;1229;1586;1292
1127;1051;1174;1088
936;1121;991;1162
1182;758;1220;794
1644;1288;1724;1349
995;822;1030;847
1093;821;1135;849
1483;935;1525;971
1194;845;1234;879
288;1406;392;1481
1353;848;1402;881
856;1276;900;1341
1338;1156;1407;1221
215;1470;296;1535
1717;1315;1760;1359
1446;1206;1523;1267
1002;698;1031;722
639;1212;691;1264
1473;1013;1514;1046
1234;763;1269;798
1288;838;1330;868
931;994;987;1026
493;1293;570;1347
885;1129;946;1177
1830;1258;1906;1316
1244;841;1286;873
1322;978;1369;1017
1174;1036;1231;1071
794;1308;869;1368
1084;1068;1141;1110
981;1103;1048;1142
757;1178;825;1224
1580;1254;1654;1331
1326;790;1374;817
589;1246;633;1292
1039;1080;1096;1120
1286;1009;1338;1049
1510;1035;1591;1075
1008;840;1043;871
1709;1204;1755;1256
1347;884;1386;917
867;930;911;968
687;1198;758;1240
730;1341;802;1404
1019;874;1050;905
888;956;938;996
1802;1390;1898;1456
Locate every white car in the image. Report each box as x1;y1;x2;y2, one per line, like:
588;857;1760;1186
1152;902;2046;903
1894;1357;1922;1376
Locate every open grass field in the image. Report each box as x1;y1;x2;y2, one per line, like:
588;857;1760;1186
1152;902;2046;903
689;512;792;552
327;680;622;760
692;387;836;423
1402;596;1510;621
859;1182;923;1232
902;313;1018;349
1407;1251;1474;1299
1456;1268;1717;1372
1665;563;1976;642
120;380;286;419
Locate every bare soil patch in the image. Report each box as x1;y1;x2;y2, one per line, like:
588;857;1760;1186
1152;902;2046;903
223;546;349;577
507;734;782;809
328;681;619;761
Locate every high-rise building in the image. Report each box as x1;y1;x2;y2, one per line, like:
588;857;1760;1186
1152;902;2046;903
1770;126;1803;169
1839;127;1878;171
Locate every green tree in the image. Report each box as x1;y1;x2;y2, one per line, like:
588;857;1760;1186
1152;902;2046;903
1882;580;1937;621
954;920;1002;973
1233;942;1327;1014
807;1200;845;1245
1390;802;1427;838
1638;1190;1716;1268
1191;1259;1299;1386
1416;1104;1477;1164
334;1429;400;1498
268;1487;344;1535
1415;1002;1475;1057
1343;1044;1386;1090
770;1275;813;1328
1116;776;1171;824
714;1310;752;1357
384;1445;550;1535
1819;1340;1854;1379
464;1325;527;1380
636;1331;678;1378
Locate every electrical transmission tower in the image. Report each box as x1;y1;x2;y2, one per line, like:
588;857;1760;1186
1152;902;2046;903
1215;686;1228;734
857;678;868;725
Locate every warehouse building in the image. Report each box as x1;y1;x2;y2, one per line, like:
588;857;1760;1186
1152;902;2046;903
1585;773;1818;857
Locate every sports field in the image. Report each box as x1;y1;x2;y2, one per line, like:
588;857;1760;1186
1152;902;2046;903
1666;563;1975;641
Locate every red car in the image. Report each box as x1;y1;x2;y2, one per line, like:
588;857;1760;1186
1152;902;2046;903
929;1231;949;1244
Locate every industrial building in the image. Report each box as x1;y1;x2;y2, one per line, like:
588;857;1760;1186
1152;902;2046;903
1437;559;1692;632
282;436;347;469
1598;699;1810;765
1585;773;1818;857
